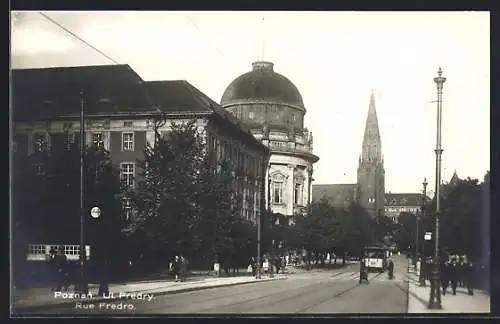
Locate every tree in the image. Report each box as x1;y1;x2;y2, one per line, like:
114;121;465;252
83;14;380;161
130;117;206;268
439;177;482;259
12;136;126;283
195;159;245;272
337;202;375;259
393;212;416;253
291;199;341;264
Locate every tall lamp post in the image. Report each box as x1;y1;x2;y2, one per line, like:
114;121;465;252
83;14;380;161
428;67;446;309
78;90;89;294
419;178;428;286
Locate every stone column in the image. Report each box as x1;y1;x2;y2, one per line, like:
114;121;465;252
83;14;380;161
287;164;295;216
308;167;313;204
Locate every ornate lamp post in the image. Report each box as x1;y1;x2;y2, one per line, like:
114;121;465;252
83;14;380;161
428;67;446;309
419;178;428;287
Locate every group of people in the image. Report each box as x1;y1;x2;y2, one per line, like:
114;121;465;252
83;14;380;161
248;255;287;277
440;254;475;296
169;255;189;282
419;254;475;296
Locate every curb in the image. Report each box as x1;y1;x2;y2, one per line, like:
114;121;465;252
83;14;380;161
12;277;287;313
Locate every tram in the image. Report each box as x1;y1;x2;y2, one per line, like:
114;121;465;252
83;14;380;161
363;245;389;273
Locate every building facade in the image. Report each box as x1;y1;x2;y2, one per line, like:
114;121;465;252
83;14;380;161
312;91;385;218
220;61;319;223
12;65;270;229
384;193;424;223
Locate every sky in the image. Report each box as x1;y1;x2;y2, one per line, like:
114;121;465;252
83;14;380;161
11;11;490;193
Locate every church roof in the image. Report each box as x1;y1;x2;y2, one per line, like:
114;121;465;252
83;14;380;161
312;184;357;207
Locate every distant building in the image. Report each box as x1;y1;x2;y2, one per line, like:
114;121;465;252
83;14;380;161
12;64;270;231
221;61;319;223
384;193;424;223
312;91;385;218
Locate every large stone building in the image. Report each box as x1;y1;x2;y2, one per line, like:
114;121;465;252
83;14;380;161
312;91;385;218
12;64;270;234
220;61;319;223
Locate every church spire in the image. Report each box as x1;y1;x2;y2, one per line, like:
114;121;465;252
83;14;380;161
361;90;382;163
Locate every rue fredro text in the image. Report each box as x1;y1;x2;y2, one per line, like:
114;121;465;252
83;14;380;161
53;291;154;302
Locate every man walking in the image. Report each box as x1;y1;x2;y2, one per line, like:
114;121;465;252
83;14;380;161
449;257;459;295
465;259;475;296
440;258;450;295
179;255;189;282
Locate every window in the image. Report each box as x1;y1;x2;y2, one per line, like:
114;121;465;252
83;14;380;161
249;111;255;120
123;121;133;128
65;245;79;256
122;197;132;220
92;133;104;149
122;132;134;151
273;181;283;204
368;197;375;204
64;132;75;151
294;183;303;205
224;143;230;161
32;133;46;153
291;114;296;122
28;244;45;255
120;162;135;187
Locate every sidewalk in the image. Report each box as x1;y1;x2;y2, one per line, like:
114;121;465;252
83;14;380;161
406;272;490;313
11;274;287;312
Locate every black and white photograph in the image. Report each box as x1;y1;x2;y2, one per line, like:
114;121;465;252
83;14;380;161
10;11;490;316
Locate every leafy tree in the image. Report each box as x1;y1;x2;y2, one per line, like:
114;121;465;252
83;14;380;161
130;117;206;267
337;202;375;259
12;136;126;282
195;159;245;271
393;212;417;253
439;177;482;259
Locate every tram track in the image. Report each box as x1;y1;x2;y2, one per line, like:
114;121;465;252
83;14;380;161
293;271;384;313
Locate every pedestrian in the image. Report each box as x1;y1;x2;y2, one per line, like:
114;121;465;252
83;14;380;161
98;258;109;297
250;257;257;276
179;255;189;282
440;259;449;295
53;246;68;291
173;256;180;282
48;247;57;290
465;259;475;296
359;258;368;284
449;257;459;295
459;254;468;287
387;258;394;279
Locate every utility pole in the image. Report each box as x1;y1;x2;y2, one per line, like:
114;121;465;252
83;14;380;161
419;178;428;287
428;67;446;309
78;89;88;294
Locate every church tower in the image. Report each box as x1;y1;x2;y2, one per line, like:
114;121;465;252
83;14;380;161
357;90;385;218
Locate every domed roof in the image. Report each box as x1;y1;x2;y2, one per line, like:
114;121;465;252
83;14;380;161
221;61;304;108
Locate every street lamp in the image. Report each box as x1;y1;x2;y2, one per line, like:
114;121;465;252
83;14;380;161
428;67;446;309
419;178;428;287
77;90;89;294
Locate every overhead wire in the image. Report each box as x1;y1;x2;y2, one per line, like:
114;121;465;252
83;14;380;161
183;14;241;71
38;12;120;65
